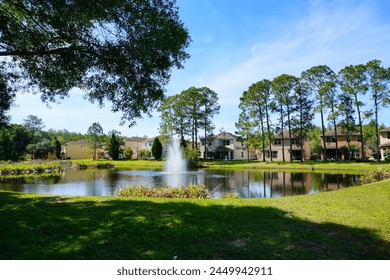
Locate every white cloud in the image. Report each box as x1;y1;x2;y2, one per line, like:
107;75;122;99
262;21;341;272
179;0;390;134
199;0;390;105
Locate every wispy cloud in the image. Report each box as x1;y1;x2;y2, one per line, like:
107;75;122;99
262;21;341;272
202;0;390;107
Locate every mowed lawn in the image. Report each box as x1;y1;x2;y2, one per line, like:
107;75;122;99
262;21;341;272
0;178;389;260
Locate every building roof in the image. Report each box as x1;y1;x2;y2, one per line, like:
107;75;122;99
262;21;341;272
323;128;360;136
213;132;237;140
273;131;297;139
380;127;390;132
124;136;147;143
273;130;292;139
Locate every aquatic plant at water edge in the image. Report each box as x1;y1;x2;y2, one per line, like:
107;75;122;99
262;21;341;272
360;167;390;184
114;185;209;198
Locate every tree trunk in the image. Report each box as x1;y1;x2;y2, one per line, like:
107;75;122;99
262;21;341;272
355;97;365;161
280;103;285;162
320;106;327;161
374;93;380;162
287;104;293;162
265;104;273;162
259;110;266;162
331;104;339;162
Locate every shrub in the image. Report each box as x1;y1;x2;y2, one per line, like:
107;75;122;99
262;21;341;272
360;167;390;184
151;137;163;160
115;185;209;198
222;193;240;199
123;147;133;160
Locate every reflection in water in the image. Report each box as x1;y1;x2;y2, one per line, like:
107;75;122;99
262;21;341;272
0;168;361;198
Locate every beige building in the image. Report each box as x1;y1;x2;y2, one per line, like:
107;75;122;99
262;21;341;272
62;140;91;159
379;127;390;160
123;136;148;159
265;131;311;161
123;136;171;159
199;132;257;160
320;128;363;160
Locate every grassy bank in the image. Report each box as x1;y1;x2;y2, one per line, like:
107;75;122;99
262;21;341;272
0;161;61;176
203;160;390;174
2;159;390;174
68;159;390;174
1;180;389;259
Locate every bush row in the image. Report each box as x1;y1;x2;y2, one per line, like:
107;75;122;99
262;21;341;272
115;185;209;199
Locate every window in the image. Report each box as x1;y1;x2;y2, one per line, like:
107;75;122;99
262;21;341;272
241;151;244;158
291;138;299;145
266;151;278;159
387;132;390;139
221;140;230;145
326;136;336;143
357;136;362;142
273;139;282;145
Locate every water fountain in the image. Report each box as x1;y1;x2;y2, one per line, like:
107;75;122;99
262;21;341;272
163;138;187;186
164;137;187;174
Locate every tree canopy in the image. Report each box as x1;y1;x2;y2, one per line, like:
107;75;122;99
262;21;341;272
0;0;190;125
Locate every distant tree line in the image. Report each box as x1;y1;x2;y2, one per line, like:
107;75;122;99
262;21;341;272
0;115;83;161
0;117;131;161
236;59;390;162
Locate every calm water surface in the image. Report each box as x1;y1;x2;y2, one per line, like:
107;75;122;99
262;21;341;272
0;168;361;198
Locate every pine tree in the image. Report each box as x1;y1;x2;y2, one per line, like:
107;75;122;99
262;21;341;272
152;137;163;160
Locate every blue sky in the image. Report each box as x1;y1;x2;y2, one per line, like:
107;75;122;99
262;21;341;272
9;0;390;137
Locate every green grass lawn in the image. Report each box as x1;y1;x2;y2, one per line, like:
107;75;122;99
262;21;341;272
2;159;390;174
1;179;389;260
69;159;390;174
202;160;390;173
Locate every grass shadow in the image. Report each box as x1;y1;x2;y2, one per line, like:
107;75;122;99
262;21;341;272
0;192;389;259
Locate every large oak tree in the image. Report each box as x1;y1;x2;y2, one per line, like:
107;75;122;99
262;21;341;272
0;0;190;125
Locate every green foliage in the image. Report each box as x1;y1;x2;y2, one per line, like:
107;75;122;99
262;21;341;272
86;122;104;160
183;147;199;163
0;0;190;125
54;137;61;159
158;87;220;150
360;167;390;184
115;185;209;199
23;115;45;131
151;137;163;160
301;65;336;161
1;181;389;259
0;161;60;175
0;124;31;160
237;79;273;161
123;147;133;160
138;149;152;160
0;66;13;125
108;132;122;160
272;74;300;162
222;193;240;199
308;126;322;159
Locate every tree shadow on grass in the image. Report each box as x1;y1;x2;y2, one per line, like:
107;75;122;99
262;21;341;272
0;192;389;260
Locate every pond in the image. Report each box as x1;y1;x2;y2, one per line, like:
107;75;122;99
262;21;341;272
0;168;361;198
